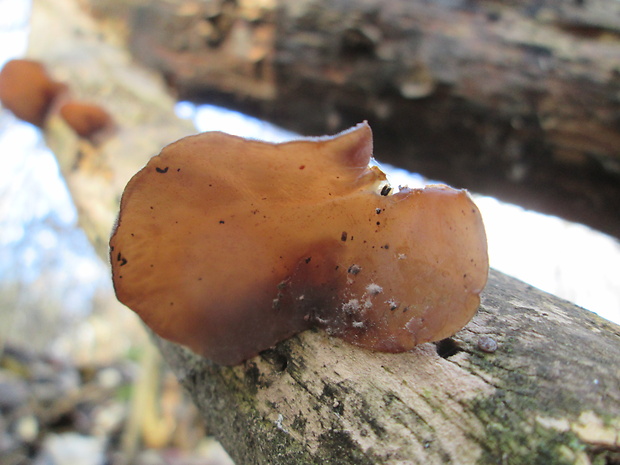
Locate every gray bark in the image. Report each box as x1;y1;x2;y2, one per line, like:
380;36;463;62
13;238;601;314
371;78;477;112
158;270;620;465
28;1;620;464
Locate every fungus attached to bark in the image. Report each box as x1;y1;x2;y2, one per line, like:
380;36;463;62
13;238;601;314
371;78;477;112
110;122;489;365
59;101;114;140
0;59;66;127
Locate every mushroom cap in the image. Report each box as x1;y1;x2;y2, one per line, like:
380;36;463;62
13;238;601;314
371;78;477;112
59;101;114;139
110;122;488;365
0;59;66;127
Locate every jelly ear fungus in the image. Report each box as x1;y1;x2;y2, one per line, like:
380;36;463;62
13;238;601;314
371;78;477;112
110;122;488;365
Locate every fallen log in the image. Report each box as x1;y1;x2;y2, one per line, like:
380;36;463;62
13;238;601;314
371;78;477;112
26;0;620;463
157;270;620;465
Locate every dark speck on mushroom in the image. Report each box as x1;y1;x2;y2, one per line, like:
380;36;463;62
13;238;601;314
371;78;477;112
348;264;362;275
156;167;169;174
116;252;127;266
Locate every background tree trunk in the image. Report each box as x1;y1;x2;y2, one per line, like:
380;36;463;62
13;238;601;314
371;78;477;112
86;0;620;239
27;0;620;464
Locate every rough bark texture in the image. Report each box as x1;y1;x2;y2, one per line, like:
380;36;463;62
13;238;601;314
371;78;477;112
27;1;620;464
158;270;620;465
86;0;620;238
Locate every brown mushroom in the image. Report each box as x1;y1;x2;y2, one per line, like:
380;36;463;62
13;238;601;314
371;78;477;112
0;59;66;127
110;122;489;365
59;101;114;140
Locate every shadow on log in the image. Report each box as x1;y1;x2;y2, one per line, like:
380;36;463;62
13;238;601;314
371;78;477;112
90;0;620;238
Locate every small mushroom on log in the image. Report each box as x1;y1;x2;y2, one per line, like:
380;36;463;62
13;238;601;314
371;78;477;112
59;101;114;140
0;59;66;127
0;59;114;141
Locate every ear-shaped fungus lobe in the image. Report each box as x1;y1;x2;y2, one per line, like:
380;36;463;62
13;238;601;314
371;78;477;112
110;123;488;365
59;101;113;139
0;59;66;127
